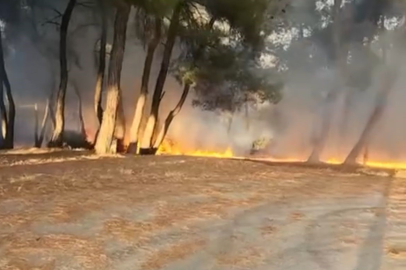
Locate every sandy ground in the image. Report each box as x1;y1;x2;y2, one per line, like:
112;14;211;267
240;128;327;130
0;150;406;270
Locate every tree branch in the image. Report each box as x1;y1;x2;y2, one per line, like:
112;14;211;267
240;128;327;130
42;21;61;27
76;1;95;8
51;7;63;16
160;91;166;102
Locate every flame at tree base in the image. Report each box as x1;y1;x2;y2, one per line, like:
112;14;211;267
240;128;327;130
156;139;234;158
156;139;406;170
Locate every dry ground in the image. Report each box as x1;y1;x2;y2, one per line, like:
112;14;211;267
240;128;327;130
0;150;406;270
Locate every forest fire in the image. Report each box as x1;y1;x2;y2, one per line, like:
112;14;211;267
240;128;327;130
325;157;406;170
363;161;406;170
156;139;234;158
156;139;406;171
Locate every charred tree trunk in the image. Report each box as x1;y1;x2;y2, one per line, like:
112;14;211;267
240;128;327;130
128;18;162;154
34;104;39;146
363;145;369;165
0;82;7;145
94;0;107;126
0;31;14;149
73;83;86;137
244;93;250;131
361;17;387;164
2;67;15;149
227;109;235;135
140;2;183;153
47;73;57;129
308;0;344;163
48;0;76;148
153;83;190;151
114;95;126;153
339;88;351;139
35;99;51;148
343;69;397;165
307;89;338;163
142;14;215;154
94;2;130;154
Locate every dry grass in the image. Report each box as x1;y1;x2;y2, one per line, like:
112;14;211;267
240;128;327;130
103;219;157;244
216;247;265;268
290;211;305;221
260;225;277;237
0;153;394;270
5;234;108;269
141;239;205;270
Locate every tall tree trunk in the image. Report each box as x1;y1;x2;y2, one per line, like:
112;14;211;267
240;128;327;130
343;69;397;165
2;66;14;149
140;2;183;153
73;83;86;137
339;88;351;140
244;93;250;131
47;71;57;129
35;99;51;148
94;0;107;126
0;82;7;145
0;30;14;149
127;18;162;154
34;104;39;146
48;0;76;148
361;17;387;164
153;83;190;150
307;89;338;162
142;14;215;154
308;0;344;163
94;2;130;154
114;95;126;152
227;109;235;135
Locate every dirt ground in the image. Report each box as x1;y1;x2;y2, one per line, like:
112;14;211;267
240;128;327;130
0;150;406;270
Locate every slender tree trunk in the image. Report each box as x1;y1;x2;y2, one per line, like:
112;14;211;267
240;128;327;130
114;95;126;152
48;0;76;148
361;18;387;164
0;31;14;149
34;104;39;146
140;2;183;153
94;0;107;126
363;145;369;165
73;83;86;137
244;93;250;131
339;86;351;136
0;82;7;145
47;71;57;129
153;83;190;150
2;68;14;149
308;0;344;163
227;109;235;135
128;18;162;154
343;69;397;165
35;99;51;148
143;15;215;154
307;89;338;162
94;2;130;154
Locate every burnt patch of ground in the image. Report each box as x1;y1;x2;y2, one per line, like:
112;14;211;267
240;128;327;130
0;153;403;270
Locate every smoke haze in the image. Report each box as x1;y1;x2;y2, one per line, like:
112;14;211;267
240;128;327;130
2;0;406;162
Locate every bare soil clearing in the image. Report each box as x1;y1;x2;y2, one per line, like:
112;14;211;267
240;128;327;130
0;151;405;270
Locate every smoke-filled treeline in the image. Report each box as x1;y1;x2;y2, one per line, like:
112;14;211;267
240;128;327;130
1;0;406;165
263;0;406;164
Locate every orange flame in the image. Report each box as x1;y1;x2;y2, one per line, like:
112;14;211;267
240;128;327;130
157;139;233;158
157;139;406;170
